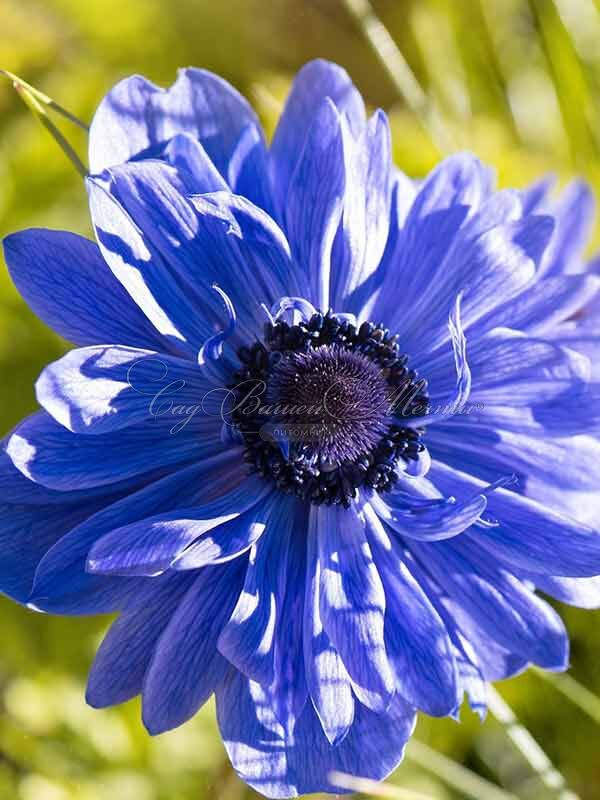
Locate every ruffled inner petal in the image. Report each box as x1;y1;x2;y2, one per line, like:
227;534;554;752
86;475;269;576
366;506;460;716
315;503;395;712
29;453;244;614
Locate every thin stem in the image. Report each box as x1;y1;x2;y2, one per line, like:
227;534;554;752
534;668;600;726
329;770;435;799
1;69;89;130
340;0;454;153
9;78;88;178
405;739;520;800
487;685;581;800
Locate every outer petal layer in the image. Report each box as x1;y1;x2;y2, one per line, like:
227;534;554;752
3;229;165;350
89;68;261;177
216;667;416;799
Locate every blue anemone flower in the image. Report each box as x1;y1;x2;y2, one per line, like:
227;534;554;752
3;60;600;798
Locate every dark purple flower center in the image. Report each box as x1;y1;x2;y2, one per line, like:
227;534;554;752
267;345;392;464
231;311;429;507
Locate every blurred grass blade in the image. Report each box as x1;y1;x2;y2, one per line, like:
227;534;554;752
340;0;454;154
534;668;600;725
527;0;600;162
553;0;600;64
329;771;435;799
487;686;581;800
250;82;284;116
405;739;520;800
4;73;88;178
0;70;89;131
474;0;529;141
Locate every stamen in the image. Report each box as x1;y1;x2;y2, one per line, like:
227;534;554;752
270;296;318;325
198;284;237;365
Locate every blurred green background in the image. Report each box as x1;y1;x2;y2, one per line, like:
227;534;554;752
1;1;600;798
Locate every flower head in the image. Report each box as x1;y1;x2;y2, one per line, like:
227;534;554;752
3;60;600;798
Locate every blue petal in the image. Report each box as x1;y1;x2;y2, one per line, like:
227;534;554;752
269;296;317;325
442;336;592;438
315;504;394;712
0;448;133;506
372;153;494;328
227;121;274;215
403;553;527;683
284;99;346;310
430;424;600;491
362;170;417;319
463;331;590;407
331;110;393;310
402;213;554;356
6;410;217;490
0;459;181;610
407;294;472;427
270;59;365;217
450;634;487;720
551;333;600;385
29;454;243;614
172;501;271;570
89;160;297;346
532;382;600;435
404;560;487;719
540;180;595;277
531;575;600;609
0;499;103;603
36;345;221;435
459;189;524;239
142;561;245;734
521;175;555;213
409;537;569;670
407;153;494;221
369;484;487;542
462;624;527;682
432;606;487;719
163;133;228;192
87;170;209;355
89;68;261;178
109;160;274;336
303;522;354;745
216;667;416;799
366;505;460;716
476;274;600;335
390;168;418;226
383;186;524;331
524;476;600;527
263;508;309;737
86;572;195;708
188;191;299;307
217;499;297;687
197;284;243;365
2;229;164;350
430;460;600;578
86;476;268;576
